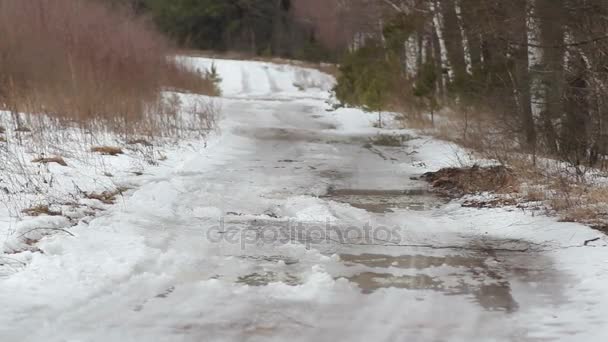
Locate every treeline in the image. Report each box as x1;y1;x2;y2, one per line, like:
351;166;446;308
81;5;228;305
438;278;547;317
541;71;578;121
334;0;608;168
110;0;333;61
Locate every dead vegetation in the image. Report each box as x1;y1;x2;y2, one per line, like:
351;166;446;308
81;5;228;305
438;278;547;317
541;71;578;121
0;0;218;136
418;131;608;232
547;182;608;231
0;1;222;256
91;146;124;156
21;205;62;217
421;165;517;197
32;156;68;167
85;187;130;205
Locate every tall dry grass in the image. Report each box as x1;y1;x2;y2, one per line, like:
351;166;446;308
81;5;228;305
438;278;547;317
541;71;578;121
0;0;217;134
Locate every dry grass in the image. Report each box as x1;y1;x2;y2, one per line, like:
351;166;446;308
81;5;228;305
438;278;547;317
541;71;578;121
165;63;220;95
22;205;62;217
32;156;68;167
0;0;217;135
91;146;124;156
85;187;130;205
523;189;547;202
422;165;518;196
0;3;219;235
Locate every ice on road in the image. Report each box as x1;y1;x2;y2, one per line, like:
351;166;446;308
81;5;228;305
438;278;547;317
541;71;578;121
1;58;608;342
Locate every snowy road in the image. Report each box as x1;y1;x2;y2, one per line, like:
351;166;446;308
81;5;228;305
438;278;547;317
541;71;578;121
2;58;608;341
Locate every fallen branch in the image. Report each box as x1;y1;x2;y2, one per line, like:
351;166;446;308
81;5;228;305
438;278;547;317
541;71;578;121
584;237;601;246
17;227;75;239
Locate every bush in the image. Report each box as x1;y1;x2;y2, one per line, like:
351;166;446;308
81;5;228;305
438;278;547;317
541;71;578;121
0;0;217;134
334;41;420;115
335;42;394;111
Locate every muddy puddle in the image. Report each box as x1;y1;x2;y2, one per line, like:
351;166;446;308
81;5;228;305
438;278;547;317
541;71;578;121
238;255;300;265
340;253;486;269
237;271;301;286
323;188;446;213
337;246;562;313
340;252;519;311
216;217;564;315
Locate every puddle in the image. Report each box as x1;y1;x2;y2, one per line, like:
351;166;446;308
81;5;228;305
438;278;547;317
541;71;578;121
341;252;519;312
323;188;445;213
319;170;353;181
218;219;562;314
237;272;301;286
238;255;299;265
340;253;485;270
345;272;442;294
233;127;324;142
338;250;558;312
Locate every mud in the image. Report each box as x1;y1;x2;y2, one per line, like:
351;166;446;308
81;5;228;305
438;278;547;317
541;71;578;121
323;188;446;213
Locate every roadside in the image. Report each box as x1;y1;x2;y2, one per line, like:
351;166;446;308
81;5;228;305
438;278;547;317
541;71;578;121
0;91;217;272
410;115;608;234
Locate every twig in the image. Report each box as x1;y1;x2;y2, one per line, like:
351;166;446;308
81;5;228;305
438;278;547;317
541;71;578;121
0;256;27;266
17;227;75;239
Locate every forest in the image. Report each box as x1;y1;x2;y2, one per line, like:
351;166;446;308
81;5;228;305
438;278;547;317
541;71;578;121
117;0;608;170
332;0;608;171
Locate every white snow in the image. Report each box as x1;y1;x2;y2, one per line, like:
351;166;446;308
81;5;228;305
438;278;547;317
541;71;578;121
1;57;607;342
